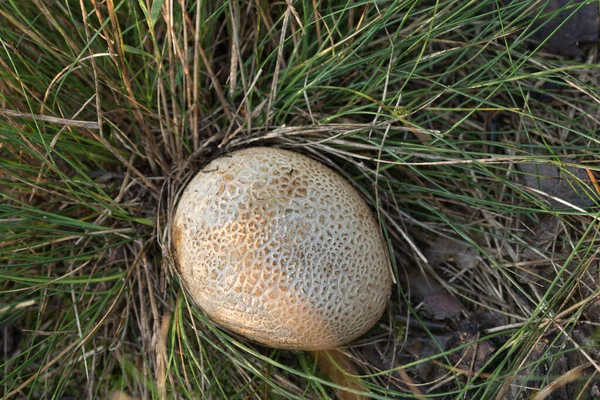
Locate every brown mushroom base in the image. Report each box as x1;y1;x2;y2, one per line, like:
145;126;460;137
310;349;368;400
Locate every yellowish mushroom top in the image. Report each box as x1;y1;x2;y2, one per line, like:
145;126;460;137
172;147;392;350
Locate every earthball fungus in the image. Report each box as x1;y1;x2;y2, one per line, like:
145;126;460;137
172;147;393;351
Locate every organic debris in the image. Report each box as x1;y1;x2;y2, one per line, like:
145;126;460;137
402;237;475;320
518;160;597;209
517;215;562;284
0;324;20;361
528;0;599;57
424;237;480;272
503;324;600;400
408;272;463;321
376;313;506;395
446;319;496;374
388;234;515;395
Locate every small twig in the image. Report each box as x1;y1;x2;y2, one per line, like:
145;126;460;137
585;168;600;195
0;109;99;129
432;360;493;379
155;312;171;400
396;365;425;399
266;3;291;127
554;323;600;375
0;300;37;315
533;362;591;400
227;1;239;96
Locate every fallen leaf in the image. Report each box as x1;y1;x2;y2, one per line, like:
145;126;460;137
528;0;599;57
400;237;476;321
517;215;561;283
446;320;496;373
408;272;463;321
399;333;455;386
589;383;600;398
424;237;480;271
518;160;597;209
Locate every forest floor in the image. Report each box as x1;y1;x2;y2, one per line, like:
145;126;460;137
1;1;600;399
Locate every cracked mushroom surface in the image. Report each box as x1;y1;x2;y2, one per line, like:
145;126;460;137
172;147;393;351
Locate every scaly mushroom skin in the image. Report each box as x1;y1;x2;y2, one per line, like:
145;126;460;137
173;147;392;350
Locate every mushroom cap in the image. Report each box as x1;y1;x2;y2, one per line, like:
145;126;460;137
172;147;393;351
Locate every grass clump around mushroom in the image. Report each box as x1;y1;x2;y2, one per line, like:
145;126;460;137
1;0;600;399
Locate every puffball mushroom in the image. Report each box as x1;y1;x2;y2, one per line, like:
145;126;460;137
172;147;392;351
